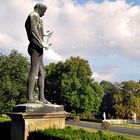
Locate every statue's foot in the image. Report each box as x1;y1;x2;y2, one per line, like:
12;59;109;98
27;99;35;103
40;98;51;104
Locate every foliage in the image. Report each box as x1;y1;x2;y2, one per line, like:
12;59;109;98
99;81;115;119
73;116;80;122
1;50;140;120
101;121;112;130
45;56;104;117
0;115;11;140
0;114;11;122
28;126;128;140
99;80;140;119
0;50;29;114
112;81;140;119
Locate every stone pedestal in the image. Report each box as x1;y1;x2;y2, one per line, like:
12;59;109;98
8;103;69;140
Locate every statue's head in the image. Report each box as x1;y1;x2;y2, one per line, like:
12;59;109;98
34;3;47;17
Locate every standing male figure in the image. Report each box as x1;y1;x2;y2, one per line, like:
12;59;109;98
25;3;49;103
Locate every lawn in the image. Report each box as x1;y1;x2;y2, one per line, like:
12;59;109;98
67;124;140;140
113;123;140;129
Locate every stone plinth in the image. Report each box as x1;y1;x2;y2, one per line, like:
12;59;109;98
12;102;64;113
8;103;69;140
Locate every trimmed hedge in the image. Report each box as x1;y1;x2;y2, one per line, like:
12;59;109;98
28;126;128;140
0;115;128;140
0;115;11;140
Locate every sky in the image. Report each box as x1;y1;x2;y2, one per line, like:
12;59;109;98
0;0;140;82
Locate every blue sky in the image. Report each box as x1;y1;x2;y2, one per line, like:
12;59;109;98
76;0;140;5
0;0;140;82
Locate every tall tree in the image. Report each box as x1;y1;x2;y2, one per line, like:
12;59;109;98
99;80;114;118
0;50;29;113
100;80;140;119
45;56;104;117
113;81;140;119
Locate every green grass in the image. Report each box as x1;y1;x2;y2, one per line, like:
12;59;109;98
0;114;11;122
91;122;140;129
0;115;11;140
113;123;140;129
81;120;140;129
67;124;140;140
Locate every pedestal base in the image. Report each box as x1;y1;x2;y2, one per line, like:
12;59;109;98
8;103;69;140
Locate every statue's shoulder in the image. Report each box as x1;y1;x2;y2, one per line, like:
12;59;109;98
30;11;39;19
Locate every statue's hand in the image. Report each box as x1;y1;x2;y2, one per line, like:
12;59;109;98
42;42;49;50
44;31;53;37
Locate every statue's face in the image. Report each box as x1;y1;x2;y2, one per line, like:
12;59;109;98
39;8;46;17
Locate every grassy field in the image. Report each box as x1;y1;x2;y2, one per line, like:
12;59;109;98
87;120;140;129
113;123;140;129
67;124;140;140
91;121;140;129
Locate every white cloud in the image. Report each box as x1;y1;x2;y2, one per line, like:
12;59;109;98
1;0;140;81
0;33;16;47
44;48;64;63
92;72;115;82
42;0;140;60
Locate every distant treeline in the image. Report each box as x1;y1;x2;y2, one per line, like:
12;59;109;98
0;50;140;119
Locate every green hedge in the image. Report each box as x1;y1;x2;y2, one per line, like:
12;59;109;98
28;126;128;140
0;115;11;140
0;115;128;140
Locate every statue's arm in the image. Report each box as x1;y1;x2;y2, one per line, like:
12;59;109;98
30;14;44;48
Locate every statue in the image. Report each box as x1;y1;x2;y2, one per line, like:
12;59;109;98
25;3;51;103
103;112;106;120
132;112;137;123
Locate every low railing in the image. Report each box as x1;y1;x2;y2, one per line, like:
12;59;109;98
102;119;128;124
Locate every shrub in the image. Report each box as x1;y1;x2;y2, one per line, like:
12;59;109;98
0;115;11;140
73;116;80;122
101;121;112;130
0;114;11;122
28;126;128;140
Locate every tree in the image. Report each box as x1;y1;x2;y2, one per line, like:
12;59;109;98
0;50;29;114
100;80;140;119
45;56;104;118
99;81;114;119
113;81;140;119
92;82;104;116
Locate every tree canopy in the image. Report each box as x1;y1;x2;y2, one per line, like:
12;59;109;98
1;50;140;119
45;56;104;117
100;80;140;119
0;50;29;113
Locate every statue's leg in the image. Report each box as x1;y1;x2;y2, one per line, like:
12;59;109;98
27;48;40;102
38;58;50;104
38;56;45;100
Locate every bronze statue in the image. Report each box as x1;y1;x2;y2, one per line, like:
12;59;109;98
25;3;50;103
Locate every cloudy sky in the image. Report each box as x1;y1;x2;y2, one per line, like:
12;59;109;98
0;0;140;82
